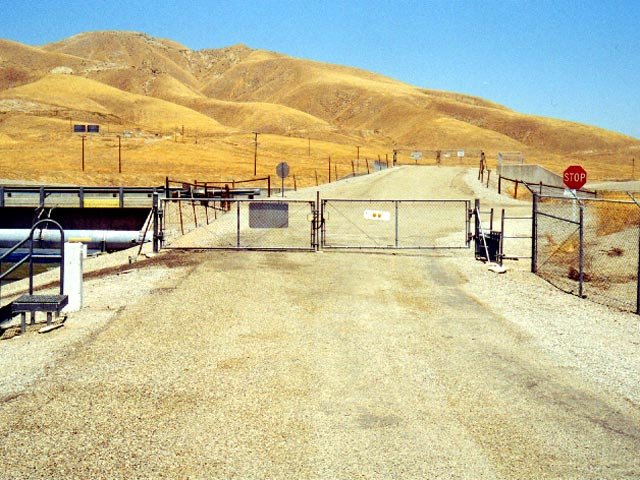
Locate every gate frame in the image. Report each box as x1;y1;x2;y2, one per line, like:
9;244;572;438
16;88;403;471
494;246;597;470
320;198;473;250
155;196;317;252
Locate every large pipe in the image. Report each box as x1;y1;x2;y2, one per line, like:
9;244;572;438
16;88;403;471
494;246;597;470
0;229;151;251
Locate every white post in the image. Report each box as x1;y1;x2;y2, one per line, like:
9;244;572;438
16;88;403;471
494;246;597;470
63;242;83;312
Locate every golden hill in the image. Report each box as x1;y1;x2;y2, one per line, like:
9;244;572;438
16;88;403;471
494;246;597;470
0;30;638;186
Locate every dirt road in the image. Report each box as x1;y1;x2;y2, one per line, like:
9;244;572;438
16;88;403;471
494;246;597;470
1;167;638;479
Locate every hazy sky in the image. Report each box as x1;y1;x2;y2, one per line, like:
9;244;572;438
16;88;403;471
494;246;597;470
3;0;639;139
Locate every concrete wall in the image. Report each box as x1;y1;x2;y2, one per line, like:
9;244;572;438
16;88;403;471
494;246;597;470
498;164;564;188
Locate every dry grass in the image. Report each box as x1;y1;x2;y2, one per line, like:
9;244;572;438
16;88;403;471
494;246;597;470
592;201;640;236
1;30;638;187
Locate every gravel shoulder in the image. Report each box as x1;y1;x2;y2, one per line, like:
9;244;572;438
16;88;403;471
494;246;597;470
1;166;638;479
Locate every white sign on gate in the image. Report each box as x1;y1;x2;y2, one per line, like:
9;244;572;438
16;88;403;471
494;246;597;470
364;209;391;221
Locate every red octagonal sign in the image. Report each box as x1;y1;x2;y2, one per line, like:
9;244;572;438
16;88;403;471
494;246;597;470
563;165;588;190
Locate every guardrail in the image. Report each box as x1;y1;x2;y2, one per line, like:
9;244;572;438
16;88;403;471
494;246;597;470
497;176;597;199
0;219;66;307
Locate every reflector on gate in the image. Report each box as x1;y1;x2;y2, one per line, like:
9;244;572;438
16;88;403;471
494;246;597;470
249;202;289;228
364;209;390;221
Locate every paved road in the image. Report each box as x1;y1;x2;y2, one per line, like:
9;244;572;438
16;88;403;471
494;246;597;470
1;167;638;479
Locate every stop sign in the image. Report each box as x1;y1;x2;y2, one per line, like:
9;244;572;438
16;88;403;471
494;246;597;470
563;165;588;190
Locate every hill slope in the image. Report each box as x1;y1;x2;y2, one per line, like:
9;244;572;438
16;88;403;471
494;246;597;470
0;30;638;185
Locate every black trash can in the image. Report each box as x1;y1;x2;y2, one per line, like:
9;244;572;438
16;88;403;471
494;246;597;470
475;231;502;262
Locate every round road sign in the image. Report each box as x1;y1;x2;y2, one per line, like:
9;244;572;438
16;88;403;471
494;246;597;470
276;162;290;179
563;165;588;190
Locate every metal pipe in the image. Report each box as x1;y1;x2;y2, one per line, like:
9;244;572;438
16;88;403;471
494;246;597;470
532;194;538;273
579;202;584;298
236;201;241;248
637;225;640;315
394;201;399;247
500;209;505;265
153;192;159;253
0;229;151;250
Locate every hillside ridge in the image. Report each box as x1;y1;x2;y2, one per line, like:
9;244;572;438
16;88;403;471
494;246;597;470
0;30;638;187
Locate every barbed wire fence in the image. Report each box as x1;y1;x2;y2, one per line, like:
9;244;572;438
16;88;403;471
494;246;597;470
533;193;640;314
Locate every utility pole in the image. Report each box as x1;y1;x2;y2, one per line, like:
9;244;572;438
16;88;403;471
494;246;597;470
117;135;122;174
252;132;259;176
81;135;86;172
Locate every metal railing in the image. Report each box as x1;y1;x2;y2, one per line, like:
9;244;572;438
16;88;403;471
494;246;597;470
497;176;597;199
321;199;472;249
156;196;317;251
499;209;532;263
0;219;65;305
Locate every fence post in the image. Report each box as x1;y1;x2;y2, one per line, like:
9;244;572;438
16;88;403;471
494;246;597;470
514;181;518;199
315;191;320;251
394;201;399;247
498;175;502;194
579;202;584;298
637;227;640;315
531;194;537;273
152;192;159;253
366;159;370;174
499;209;505;266
474;198;480;242
268;175;271;198
236;200;241;248
165;176;170;199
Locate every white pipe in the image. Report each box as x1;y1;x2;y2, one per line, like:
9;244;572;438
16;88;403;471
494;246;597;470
0;229;152;250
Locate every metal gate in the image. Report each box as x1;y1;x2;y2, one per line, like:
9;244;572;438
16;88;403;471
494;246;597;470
320;199;472;249
158;198;317;251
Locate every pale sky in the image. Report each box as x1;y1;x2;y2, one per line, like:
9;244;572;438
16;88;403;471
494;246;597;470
3;0;639;139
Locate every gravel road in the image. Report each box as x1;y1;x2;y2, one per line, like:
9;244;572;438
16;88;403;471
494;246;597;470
1;167;639;479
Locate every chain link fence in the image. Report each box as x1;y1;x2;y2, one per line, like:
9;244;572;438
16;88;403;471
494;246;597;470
321;199;471;249
159;198;316;250
533;194;640;313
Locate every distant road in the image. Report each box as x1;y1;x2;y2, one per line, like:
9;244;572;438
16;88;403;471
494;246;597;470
1;166;638;479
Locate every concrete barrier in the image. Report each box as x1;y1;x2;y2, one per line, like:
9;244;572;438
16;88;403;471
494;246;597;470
63;242;83;313
499;164;564;188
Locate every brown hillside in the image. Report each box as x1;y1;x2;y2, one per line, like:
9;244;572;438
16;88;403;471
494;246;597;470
0;30;638;186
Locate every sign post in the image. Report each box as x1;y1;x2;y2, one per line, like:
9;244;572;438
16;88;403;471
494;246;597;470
563;165;588;190
563;165;587;223
276;162;290;197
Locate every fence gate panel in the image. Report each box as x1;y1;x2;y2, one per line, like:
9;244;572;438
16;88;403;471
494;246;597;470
533;195;582;294
533;194;640;313
160;198;316;250
321;199;471;249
